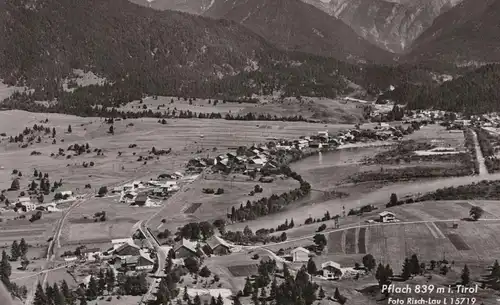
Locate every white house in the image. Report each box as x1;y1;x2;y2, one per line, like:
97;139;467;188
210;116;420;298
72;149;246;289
59;190;73;197
321;261;342;279
379;211;396;223
291;247;310;262
318;131;329;139
82;248;102;262
17;197;31;204
16;197;36;212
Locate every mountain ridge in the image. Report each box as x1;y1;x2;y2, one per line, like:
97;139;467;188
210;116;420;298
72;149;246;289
404;0;500;65
202;0;394;64
301;0;465;53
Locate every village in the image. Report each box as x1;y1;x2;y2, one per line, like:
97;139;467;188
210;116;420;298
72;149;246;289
2;104;500;305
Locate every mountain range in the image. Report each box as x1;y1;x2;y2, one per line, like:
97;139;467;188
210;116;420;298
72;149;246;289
202;0;394;63
135;0;467;53
405;0;500;65
2;0;500;115
301;0;464;53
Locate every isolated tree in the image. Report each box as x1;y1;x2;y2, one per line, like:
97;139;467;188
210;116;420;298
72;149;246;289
10;240;20;261
10;178;20;190
243;277;253;296
30;180;38;191
375;263;389;288
0;250;11;287
410;254;420;275
318;287;325;299
216;294;224;305
469;206;484;221
401;258;411;280
184;257;199;273
52;128;56;138
362;254;376;272
313;234;327;251
20;257;30;270
461;265;470;285
307;258;317;275
441;265;449;275
390;193;398;206
98;186;108;197
194;294;202;305
67;125;72;133
19;238;28;257
109;125;114;135
492;260;500;279
199;266;211;278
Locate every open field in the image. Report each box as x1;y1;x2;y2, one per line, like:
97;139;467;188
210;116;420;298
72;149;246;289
0;110;352;255
60;196;157;245
118;96;366;124
118;96;251;114
0;210;61;249
149;173;299;232
405;125;465;150
0;110;350;192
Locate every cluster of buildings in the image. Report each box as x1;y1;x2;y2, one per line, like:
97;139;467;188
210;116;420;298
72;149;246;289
113;177;181;205
187;126;407;174
172;237;232;259
64;237;156;274
14;190;74;212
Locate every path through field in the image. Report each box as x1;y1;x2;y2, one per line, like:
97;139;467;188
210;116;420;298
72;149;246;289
472;130;488;176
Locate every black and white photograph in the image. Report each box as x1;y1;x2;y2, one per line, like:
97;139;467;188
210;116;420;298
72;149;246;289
0;0;499;304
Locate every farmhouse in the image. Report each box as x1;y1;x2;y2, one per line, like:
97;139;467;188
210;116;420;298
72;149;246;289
16;197;36;212
113;242;141;258
134;193;148;206
291;247;310;262
321;261;342;280
115;254;155;271
294;139;309;150
309;142;323;149
204;237;231;256
174;238;199;258
379;211;396;223
58;190;73;198
82;248;102;261
247;158;265;171
188;158;207;168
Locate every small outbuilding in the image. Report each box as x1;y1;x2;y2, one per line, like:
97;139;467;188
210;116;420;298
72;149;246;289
291;247;310;262
379;211;396;223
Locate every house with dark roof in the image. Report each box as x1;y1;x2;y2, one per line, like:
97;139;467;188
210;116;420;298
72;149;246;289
115;254;155;271
204;237;231;256
174;239;200;258
113;242;141;258
134;193;148;206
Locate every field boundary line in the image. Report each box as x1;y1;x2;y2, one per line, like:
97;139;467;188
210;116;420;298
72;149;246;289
430;222;446;239
424;222;439;239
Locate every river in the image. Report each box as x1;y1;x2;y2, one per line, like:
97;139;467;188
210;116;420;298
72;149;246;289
229;131;497;231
